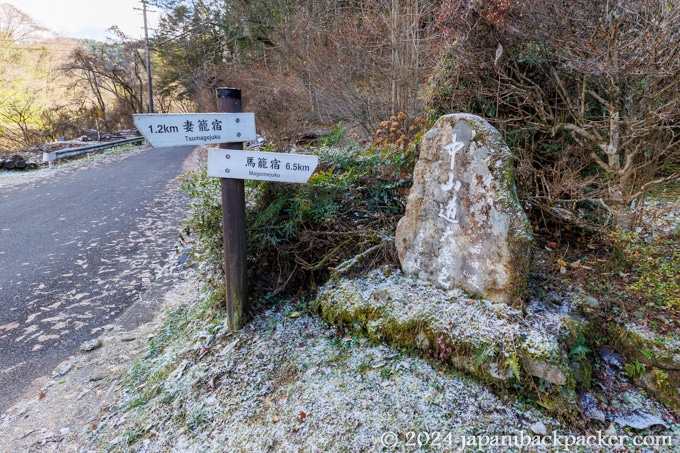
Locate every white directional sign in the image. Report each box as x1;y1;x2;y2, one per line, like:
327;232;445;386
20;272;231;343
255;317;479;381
133;113;256;147
207;149;319;183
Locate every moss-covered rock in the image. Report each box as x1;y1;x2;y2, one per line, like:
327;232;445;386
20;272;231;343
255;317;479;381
316;267;582;419
615;324;680;411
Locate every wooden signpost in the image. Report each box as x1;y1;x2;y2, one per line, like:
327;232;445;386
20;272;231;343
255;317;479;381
134;88;318;331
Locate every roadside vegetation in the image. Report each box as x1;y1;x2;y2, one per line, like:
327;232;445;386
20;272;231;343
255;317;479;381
3;0;677;233
181;127;416;302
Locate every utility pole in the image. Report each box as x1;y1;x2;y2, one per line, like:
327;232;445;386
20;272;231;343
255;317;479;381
142;0;154;113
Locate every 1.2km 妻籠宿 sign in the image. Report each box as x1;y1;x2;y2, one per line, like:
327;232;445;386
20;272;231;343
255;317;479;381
133;113;257;147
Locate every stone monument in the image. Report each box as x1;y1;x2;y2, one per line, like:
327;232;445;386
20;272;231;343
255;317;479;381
395;114;533;306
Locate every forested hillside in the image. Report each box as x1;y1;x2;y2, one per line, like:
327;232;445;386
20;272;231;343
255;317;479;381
3;0;679;232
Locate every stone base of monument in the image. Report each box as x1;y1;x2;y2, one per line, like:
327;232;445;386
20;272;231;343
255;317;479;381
316;267;586;420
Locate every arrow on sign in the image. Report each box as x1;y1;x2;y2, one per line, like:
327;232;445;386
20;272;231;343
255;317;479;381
207;149;318;183
133;113;256;147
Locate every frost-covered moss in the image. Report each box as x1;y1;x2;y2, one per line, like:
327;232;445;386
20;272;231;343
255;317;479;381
615;324;680;411
84;294;573;452
316;267;581;419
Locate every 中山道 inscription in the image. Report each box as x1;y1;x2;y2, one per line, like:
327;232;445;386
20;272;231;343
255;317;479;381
395;114;533;306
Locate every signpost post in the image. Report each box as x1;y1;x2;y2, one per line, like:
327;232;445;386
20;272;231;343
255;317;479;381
216;88;248;332
133;88;318;331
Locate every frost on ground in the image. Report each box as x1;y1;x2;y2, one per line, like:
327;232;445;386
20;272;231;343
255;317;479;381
3;151;678;451
0;256;197;453
81;282;680;453
83;295;575;453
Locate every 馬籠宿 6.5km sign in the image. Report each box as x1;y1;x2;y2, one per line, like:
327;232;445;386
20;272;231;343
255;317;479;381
133;113;257;147
207;150;318;183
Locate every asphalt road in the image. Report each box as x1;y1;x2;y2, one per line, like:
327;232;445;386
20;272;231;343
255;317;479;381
0;145;195;413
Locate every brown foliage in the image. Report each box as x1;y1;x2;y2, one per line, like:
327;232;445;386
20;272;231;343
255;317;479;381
374;111;426;150
428;0;680;230
153;1;442;137
188;65;310;148
271;2;431;131
436;0;520;28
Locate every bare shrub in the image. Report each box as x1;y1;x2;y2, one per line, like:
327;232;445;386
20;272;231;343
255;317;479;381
429;0;680;231
273;0;441;132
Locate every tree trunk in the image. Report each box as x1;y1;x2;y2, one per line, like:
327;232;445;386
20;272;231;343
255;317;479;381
612;205;635;231
610;188;644;232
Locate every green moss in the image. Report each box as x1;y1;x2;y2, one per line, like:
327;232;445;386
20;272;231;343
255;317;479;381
611;324;680;411
316;269;580;420
638;366;680;410
571;360;592;388
610;231;680;307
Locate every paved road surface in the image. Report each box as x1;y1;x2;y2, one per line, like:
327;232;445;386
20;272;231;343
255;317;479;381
0;145;195;413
